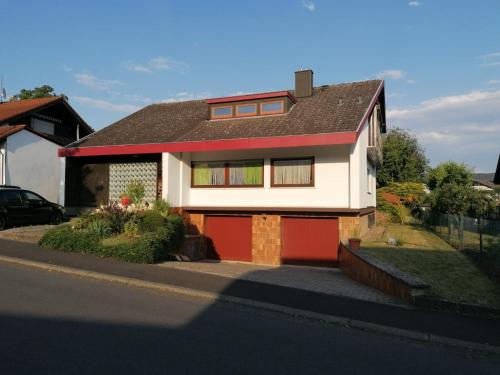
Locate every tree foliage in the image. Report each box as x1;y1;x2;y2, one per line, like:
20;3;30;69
427;161;473;190
11;85;58;100
377;128;428;186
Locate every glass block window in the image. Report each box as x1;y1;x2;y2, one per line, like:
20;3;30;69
272;158;314;186
109;162;158;203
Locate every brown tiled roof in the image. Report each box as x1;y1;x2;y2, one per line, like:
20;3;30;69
0;124;26;140
73;80;383;148
0;96;61;124
0;124;70;146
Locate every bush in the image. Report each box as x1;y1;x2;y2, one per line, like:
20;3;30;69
85;217;113;238
126;180;145;204
123;218;140;237
39;225;101;254
165;215;185;252
139;211;166;233
153;199;170;217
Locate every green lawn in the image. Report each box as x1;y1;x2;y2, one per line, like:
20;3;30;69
361;223;500;308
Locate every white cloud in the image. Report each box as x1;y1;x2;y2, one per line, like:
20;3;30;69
124;57;188;73
72;96;142;113
74;73;124;91
302;0;315;11
487;79;500;85
478;51;500;67
160;91;211;103
481;61;500;67
406;79;416;84
376;69;404;80
481;51;500;59
408;1;421;6
62;65;72;72
387;89;500;170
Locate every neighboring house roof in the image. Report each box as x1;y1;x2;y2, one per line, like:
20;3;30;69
0;96;93;133
495;154;500;184
0;124;69;146
63;80;384;156
473;173;499;190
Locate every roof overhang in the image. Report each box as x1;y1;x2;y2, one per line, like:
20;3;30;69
206;90;296;104
58;131;358;157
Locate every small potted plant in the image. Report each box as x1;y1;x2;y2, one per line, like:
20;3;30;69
348;228;361;250
120;192;131;207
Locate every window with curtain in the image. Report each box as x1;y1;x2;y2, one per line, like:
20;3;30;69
192;162;225;186
192;160;263;187
228;160;263;186
272;158;314;186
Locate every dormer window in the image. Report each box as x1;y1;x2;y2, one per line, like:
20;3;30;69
212;106;233;119
261;100;284;115
207;91;296;120
236;104;257;117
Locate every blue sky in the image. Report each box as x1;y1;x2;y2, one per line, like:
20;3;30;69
1;0;499;171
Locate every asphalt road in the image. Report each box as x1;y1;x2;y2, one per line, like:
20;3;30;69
0;262;499;375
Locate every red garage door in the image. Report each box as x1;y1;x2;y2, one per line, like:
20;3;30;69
282;217;339;266
205;216;252;262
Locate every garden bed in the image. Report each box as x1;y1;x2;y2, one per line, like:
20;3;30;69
39;201;185;264
361;223;500;309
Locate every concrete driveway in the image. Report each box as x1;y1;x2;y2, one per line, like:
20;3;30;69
159;261;402;305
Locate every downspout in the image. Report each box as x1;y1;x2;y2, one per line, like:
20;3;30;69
0;147;5;185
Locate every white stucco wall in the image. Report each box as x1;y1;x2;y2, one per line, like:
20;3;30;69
163;145;351;208
4;130;61;202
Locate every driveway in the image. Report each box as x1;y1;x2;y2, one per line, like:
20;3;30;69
159;261;402;305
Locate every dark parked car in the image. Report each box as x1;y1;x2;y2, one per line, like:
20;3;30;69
0;186;64;230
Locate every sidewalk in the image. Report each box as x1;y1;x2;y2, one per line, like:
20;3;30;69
1;238;500;351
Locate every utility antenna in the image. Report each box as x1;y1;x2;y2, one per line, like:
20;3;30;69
0;76;6;103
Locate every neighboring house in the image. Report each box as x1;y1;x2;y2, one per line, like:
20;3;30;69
59;70;386;266
0;96;93;203
473;154;500;192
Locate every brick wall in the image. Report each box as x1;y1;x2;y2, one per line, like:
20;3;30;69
252;214;282;265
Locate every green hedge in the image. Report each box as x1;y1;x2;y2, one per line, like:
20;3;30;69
39;215;186;264
39;225;101;254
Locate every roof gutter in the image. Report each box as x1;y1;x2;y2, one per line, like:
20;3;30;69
58;131;357;157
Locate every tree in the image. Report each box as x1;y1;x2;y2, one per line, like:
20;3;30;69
377;128;428;187
427;161;473;191
429;183;473;216
10;85;57;100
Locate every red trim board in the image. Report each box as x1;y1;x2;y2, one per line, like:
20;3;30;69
59;132;357;157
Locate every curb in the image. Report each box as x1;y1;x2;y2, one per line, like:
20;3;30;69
0;254;499;357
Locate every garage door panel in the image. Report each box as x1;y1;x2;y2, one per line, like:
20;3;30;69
205;216;252;262
282;217;339;266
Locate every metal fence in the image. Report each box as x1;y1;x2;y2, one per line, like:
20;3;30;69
421;211;500;252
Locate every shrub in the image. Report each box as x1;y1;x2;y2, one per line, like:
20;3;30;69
126;180;145;204
95;203;133;234
391;203;410;224
85;217;113;238
123;218;140;237
153;199;170;217
39;225;101;254
165;215;185;252
139;211;166;233
101;229;171;263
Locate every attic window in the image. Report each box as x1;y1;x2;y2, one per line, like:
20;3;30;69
261;100;284;115
212;106;232;119
236;104;257;117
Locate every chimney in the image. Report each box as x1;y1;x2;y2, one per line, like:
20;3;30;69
295;69;313;97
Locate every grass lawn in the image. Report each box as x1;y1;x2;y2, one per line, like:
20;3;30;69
361;223;500;308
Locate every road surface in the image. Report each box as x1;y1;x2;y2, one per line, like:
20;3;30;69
0;262;498;374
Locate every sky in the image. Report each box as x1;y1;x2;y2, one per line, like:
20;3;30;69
1;0;499;172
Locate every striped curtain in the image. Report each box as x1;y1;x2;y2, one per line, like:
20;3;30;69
193;162;225;185
273;159;312;185
229;161;263;185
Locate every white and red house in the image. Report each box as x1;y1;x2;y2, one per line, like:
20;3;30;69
59;70;386;266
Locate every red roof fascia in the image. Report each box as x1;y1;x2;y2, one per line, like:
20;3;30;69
206;91;296;104
59;131;357;157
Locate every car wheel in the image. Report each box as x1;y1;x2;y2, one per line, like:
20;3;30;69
49;211;63;225
0;215;5;231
